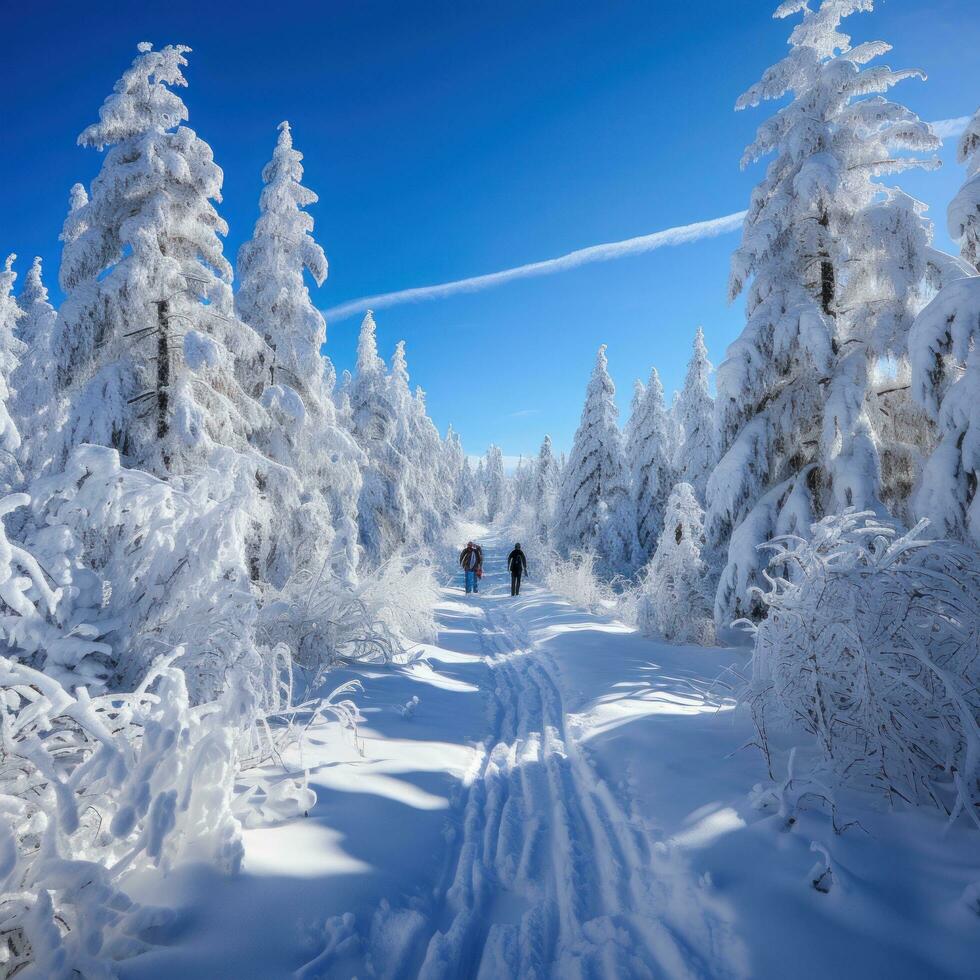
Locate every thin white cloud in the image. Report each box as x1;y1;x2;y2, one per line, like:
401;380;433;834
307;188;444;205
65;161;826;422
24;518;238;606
932;115;971;139
323;210;747;322
508;408;541;419
322;115;969;324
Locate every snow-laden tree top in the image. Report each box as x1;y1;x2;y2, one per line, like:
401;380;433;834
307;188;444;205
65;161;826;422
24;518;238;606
356;310;384;377
50;42;268;477
237;121;329;403
79;41;191;149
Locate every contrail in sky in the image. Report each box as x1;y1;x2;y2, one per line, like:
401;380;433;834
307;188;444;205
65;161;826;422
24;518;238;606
323;115;971;323
323;211;747;322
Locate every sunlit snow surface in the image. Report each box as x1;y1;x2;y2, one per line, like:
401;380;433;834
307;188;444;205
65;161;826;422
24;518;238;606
121;530;980;979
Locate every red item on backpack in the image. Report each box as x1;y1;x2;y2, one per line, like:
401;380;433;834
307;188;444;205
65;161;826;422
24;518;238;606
476;568;483;579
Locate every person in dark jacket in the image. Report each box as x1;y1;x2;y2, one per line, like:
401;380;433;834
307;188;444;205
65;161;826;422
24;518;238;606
459;541;483;594
507;543;528;596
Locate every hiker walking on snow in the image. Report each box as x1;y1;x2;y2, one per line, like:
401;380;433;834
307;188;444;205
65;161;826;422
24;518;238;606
508;543;528;596
459;541;483;594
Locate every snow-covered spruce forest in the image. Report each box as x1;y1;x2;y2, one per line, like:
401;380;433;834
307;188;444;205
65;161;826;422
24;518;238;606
1;1;979;978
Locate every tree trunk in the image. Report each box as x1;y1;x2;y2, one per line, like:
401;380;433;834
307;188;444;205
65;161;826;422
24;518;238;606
818;212;835;316
156;299;170;443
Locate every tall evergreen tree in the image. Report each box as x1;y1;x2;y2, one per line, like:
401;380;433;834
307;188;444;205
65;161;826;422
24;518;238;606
533;434;560;543
237;121;328;400
674;327;715;500
349;312;405;561
442;424;466;513
48;43;268;478
911;107;980;545
485;445;507;524
707;1;961;622
12;257;56;478
0;256;24;490
626;367;674;563
556;345;634;571
457;454;477;514
237;121;362;584
401;372;452;547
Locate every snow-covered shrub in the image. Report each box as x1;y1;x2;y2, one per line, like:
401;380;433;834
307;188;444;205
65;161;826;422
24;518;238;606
27;445;263;703
636;483;715;645
746;511;980;825
0;653;237;976
546;550;624;617
0;645;348;976
259;555;438;690
0;492;112;691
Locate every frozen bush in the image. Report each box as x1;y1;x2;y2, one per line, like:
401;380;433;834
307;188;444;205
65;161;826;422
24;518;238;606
745;510;980;826
260;555;438;689
546;550;622;617
27;445;264;704
0;646;347;976
0;492;112;691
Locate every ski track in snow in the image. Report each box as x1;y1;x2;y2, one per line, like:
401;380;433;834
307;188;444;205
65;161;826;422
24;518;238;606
341;540;748;980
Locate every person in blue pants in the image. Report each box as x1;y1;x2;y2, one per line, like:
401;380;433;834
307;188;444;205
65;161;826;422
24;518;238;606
459;541;483;593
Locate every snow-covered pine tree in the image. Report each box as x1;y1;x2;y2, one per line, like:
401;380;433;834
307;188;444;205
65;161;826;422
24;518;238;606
624;378;644;437
457;455;477;515
473;457;488;519
442;424;465;513
485;444;507;524
236;121;362;585
48;43;269;479
556;345;634;572
674;327;715;500
626;366;673;564
349;312;391;444
12;257;56;479
911;107;980;545
636;483;714;644
0;256;25;491
405;380;452;546
349;312;406;561
708;0;961;623
237;121;328;400
533;434;560;543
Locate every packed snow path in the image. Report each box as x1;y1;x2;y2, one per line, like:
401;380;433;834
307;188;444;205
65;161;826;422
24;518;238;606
411;543;745;979
122;529;980;980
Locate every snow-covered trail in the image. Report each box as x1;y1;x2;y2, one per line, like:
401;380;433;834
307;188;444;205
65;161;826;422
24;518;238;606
121;529;980;980
409;540;746;980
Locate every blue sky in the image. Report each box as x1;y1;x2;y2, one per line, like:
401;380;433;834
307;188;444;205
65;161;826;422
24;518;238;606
4;1;979;460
